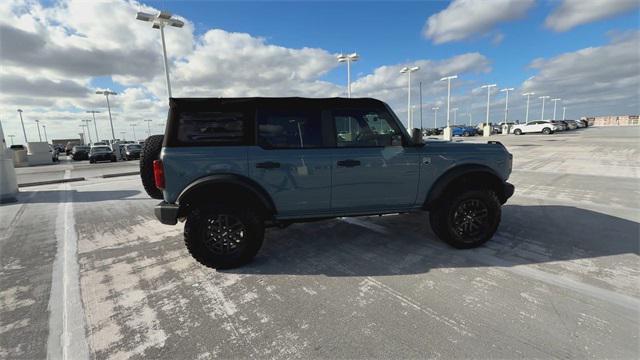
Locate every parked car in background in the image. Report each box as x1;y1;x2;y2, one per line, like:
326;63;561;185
452;125;477;137
123;144;142;160
49;145;59;162
511;121;559;135
89;146;117;163
577;119;588;127
65;141;80;155
71;145;90;160
551;121;568;131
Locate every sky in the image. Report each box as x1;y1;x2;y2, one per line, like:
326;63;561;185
1;0;639;143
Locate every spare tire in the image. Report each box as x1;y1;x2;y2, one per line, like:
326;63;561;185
140;135;164;199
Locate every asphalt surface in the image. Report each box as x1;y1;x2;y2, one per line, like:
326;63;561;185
1;126;638;359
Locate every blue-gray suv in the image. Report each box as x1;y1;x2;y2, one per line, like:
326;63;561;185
141;97;514;268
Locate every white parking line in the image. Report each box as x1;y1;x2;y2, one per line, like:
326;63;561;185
47;170;89;359
343;217;640;312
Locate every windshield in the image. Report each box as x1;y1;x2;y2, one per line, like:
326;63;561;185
91;147;110;153
126;145;141;150
74;146;90;151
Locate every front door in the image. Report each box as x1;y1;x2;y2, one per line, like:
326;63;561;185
329;109;421;212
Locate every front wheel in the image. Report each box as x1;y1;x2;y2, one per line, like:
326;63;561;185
513;129;522;135
429;189;501;249
542;127;552;134
185;207;264;269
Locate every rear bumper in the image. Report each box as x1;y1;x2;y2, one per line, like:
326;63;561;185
502;182;515;203
155;201;179;225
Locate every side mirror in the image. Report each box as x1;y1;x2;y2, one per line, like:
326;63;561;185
411;128;423;145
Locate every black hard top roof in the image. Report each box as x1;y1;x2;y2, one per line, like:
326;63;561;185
169;97;388;109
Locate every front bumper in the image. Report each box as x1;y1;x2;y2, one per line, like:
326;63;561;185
155;201;179;225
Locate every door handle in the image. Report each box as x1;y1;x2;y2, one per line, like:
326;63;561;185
337;159;361;167
256;161;281;169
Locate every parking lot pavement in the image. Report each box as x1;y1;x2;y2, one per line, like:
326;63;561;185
15;156;140;185
1;127;638;359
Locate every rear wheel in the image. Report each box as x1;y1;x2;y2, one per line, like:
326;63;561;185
140;135;164;199
542;127;551;134
514;129;522;135
185;206;264;269
429;188;501;249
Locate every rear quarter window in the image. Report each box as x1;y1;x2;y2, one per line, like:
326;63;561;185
176;111;248;146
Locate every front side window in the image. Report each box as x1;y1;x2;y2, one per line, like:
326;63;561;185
333;109;401;147
177;111;245;145
257;110;322;149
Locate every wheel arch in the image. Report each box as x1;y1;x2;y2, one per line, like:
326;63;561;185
423;164;507;210
177;174;277;220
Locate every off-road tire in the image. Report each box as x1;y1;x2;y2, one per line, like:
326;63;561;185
184;207;264;269
542;127;551;135
514;129;522;135
429;188;501;249
140;135;164;200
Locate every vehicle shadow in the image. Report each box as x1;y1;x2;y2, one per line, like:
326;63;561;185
5;189;142;204
225;205;639;277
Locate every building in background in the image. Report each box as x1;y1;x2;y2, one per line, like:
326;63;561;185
585;115;639;126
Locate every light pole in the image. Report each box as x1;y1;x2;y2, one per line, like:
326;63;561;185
86;110;101;141
432;106;439;128
144;119;153;137
136;11;185;99
539;95;550;120
82;120;93;144
440;75;457;140
8;134;15;145
419;81;423;131
562;106;567;120
551;98;561;120
120;131;127;141
42;125;48;143
452;107;459;124
523;92;535;124
400;66;420;130
500;87;514;123
131;123;138;141
34;119;42;142
337;53;359;98
481;84;497;137
17;109;27;143
79;124;88;145
96;90;117;141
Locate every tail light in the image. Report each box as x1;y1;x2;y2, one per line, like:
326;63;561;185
153;160;165;190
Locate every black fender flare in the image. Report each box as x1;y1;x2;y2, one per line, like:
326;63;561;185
423;164;506;209
177;174;277;217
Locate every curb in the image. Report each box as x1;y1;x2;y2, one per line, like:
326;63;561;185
102;171;140;178
18;177;86;188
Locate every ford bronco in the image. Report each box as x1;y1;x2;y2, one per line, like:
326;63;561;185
141;97;514;269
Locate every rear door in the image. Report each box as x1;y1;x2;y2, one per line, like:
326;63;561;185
329;108;421;212
247;107;333;218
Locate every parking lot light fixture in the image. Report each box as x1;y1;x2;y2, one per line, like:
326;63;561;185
34;119;42;142
131;123;138;141
8;134;15;145
96;90;117;141
523;92;535;124
551;98;562;120
500;88;515;123
401;66;420;129
136;11;184;99
481;84;497;135
120;131;127;141
539;95;550;120
440;75;457;131
42;125;48;143
80;124;88;145
17;109;28;144
432;106;439;128
452;107;459;124
563;105;567;120
337;52;359;98
86;110;101;141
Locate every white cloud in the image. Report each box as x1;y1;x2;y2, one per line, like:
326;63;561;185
521;31;640;117
424;0;534;44
545;0;640;32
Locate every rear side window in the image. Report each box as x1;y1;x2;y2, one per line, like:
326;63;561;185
177;111;246;145
257;110;322;149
